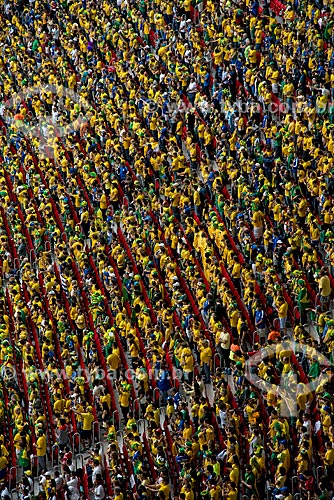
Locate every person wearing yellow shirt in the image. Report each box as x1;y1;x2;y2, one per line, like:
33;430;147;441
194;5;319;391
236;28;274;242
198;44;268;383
110;182;119;211
106;348;121;377
146;477;170;499
76;406;94;448
164;1;173;24
182;0;192;18
53;394;65;418
128;333;139;367
229;129;237;158
319;268;332;311
35;430;47;473
182;421;193;441
228;305;239;340
200;340;212;383
226;482;238;500
99;192;107;219
197;120;206;149
0;449;8;481
252;208;264;241
268;63;280;94
180;343;194;384
323;441;334;470
175;117;184;148
100;387;112;421
208;481;222;500
157;40;173;60
282;78;295;111
118;384;131;421
228;456;240;485
180;483;194;500
248;46;257;66
113;486;124;500
276;296;288;335
231;255;241;294
296;449;308;475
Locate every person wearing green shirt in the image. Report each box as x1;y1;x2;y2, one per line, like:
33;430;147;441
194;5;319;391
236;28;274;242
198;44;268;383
273;130;283;159
296;279;310;325
32;39;39;52
308;359;320;380
242;465;257;497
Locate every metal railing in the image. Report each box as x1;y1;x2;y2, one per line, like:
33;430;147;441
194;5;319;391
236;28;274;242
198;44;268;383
213;352;222;372
123;196;129;206
72;432;81;453
291;475;300;497
51;443;59;469
8;466;17;493
29;248;36;266
112;409;119;429
30;455;38;480
293;305;300;323
316;465;324;484
116;430;124;443
137;419;147;436
153;387;160;405
92;420;100;444
133;397;141;418
75;453;84;471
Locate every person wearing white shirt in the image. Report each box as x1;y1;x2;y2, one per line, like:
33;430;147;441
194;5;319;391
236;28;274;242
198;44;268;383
39;474;47;493
92;459;103;484
54;470;64;491
65;486;80;500
0;483;9;498
64;473;80;500
217;328;231;368
94;484;105;500
67;474;78;489
94;476;105;500
187;77;198;105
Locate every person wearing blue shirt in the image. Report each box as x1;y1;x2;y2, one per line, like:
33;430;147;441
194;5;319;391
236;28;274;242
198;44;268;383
203;72;211;99
201;295;212;326
212;87;222;112
157;361;171;404
159;126;168;152
255;303;267;343
250;0;259;16
118;164;128;182
206;171;216;199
